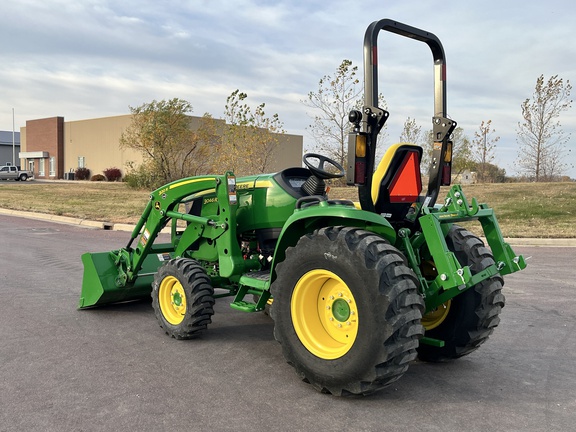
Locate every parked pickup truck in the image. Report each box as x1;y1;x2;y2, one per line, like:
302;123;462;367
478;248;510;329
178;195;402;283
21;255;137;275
0;165;33;181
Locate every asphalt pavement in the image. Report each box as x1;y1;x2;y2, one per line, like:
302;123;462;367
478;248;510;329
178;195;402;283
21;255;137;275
0;214;575;432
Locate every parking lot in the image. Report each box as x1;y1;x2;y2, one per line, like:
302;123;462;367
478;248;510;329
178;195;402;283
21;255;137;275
1;213;575;432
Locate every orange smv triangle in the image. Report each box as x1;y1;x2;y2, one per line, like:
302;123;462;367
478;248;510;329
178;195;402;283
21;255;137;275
388;151;422;203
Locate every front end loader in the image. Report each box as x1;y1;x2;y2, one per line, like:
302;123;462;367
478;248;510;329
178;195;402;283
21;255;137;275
80;19;526;396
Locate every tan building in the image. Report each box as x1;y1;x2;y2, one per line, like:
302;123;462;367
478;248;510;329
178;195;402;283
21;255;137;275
19;115;303;180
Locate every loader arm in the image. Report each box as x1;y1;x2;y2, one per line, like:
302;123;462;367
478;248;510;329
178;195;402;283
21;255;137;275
79;173;246;308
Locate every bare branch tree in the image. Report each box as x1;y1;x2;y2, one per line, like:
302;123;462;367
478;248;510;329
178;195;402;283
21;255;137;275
516;74;572;181
399;117;423;144
303;60;360;168
472;120;500;182
216;90;286;177
303;59;388;172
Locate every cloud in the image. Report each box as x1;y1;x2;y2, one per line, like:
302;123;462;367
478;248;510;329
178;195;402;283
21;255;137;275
0;0;574;176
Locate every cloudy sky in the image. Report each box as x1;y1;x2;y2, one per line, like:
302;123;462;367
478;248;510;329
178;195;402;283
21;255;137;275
1;0;574;177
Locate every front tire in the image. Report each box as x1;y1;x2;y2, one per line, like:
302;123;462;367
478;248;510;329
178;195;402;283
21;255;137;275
417;225;505;362
152;258;215;339
271;226;424;396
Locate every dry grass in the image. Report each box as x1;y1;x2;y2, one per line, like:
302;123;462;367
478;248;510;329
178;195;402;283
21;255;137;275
1;180;575;237
0;181;150;223
332;182;576;238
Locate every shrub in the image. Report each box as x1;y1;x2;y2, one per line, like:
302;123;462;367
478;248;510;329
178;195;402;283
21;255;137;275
124;161;163;189
75;167;91;180
103;167;122;182
90;174;106;181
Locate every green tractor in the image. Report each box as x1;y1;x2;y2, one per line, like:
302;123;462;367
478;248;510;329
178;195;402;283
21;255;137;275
80;19;526;396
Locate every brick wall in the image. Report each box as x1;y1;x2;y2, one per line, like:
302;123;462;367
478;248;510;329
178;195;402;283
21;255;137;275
25;117;64;178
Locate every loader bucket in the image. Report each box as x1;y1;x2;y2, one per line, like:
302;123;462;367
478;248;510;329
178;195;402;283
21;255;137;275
79;251;162;309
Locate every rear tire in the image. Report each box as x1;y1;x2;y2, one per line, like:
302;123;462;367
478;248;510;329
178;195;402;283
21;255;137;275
152;258;215;339
417;225;505;362
271;226;424;396
19;174;28;181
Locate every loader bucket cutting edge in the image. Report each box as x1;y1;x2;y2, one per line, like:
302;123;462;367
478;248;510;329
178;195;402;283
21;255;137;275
79;251;160;309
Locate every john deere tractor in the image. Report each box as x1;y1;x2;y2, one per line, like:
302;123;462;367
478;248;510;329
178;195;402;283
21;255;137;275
80;19;526;396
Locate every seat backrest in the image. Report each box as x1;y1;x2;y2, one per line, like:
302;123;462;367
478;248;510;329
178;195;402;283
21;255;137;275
371;143;423;220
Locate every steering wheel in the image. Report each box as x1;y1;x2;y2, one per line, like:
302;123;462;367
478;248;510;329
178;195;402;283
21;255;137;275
303;153;345;180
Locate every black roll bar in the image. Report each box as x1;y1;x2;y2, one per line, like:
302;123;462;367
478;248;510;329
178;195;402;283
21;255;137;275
359;19;456;210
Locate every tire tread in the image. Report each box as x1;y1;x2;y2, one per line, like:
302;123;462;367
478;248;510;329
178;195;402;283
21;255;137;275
272;226;424;396
151;258;215;340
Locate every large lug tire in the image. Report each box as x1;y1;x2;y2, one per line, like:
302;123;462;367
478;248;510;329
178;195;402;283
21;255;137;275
151;258;215;339
417;225;505;362
271;226;424;396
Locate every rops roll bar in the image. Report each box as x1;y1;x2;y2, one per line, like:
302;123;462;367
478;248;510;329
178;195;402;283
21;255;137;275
349;19;456;210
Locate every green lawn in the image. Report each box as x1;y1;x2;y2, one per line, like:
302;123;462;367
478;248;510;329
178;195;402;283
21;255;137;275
1;180;574;237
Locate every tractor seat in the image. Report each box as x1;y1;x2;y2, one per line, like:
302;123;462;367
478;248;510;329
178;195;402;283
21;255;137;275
371;143;423;221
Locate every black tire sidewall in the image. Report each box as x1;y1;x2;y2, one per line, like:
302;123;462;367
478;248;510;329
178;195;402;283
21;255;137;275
153;261;185;332
273;230;402;386
418;225;503;360
151;258;214;339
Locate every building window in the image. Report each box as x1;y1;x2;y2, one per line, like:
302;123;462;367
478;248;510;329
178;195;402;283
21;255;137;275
49;157;56;176
39;159;45;176
78;156;85;168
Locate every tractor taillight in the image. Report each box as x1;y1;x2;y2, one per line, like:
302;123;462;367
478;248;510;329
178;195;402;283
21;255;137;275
355;134;367;157
444;141;452;162
441;165;451;186
347;132;369;186
441;141;452;186
355;161;366;185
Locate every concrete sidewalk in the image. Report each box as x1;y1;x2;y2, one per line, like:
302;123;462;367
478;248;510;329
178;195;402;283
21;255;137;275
1;206;575;247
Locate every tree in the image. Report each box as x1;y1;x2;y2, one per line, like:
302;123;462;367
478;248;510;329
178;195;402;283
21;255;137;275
516;74;572;181
477;162;507;183
303;59;388;172
400;117;423;144
400;117;427;174
216;90;286;177
120;98;215;188
472;120;500;182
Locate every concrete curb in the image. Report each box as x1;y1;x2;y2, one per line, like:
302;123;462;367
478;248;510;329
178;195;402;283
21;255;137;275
0;208;122;231
1;207;575;247
0;207;173;234
0;208;110;230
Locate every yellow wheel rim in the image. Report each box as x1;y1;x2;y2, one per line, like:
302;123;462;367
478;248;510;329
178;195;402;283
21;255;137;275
422;300;451;330
159;276;187;325
291;269;359;360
